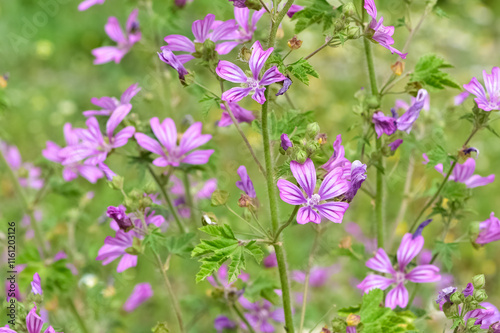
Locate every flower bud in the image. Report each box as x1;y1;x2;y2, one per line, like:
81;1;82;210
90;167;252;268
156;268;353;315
107;206;134;232
306;141;320;154
294;149;308;164
108;175;124;190
211;190;229;206
280;133;293;151
306;122;320;138
472;274;485;289
288;35;303;50
450;292;462;304
366;95;379;109
474;289;488;302
443;302;459;318
129;189;142;200
342;2;356;17
347;26;361;39
139;195;153;210
489;322;500;333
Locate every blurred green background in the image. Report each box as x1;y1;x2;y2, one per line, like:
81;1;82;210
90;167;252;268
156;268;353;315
1;0;500;331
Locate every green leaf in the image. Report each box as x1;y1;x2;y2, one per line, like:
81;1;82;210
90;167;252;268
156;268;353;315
425;144;448;167
409;54;460;91
359;289;409;333
291;0;341;33
196;253;226;282
228;247;246;282
245;274;281;304
286;59;319;85
199;224;235;239
165;232;196;258
199;94;220;119
244;241;264;263
441;181;468;200
432;241;459;271
338;304;361;316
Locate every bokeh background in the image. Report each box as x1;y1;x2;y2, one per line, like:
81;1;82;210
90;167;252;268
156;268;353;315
1;0;500;331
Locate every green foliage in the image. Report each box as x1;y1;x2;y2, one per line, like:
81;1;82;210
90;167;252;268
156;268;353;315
424;144;449;167
432;241;460;271
244;274;281;304
291;0;342;33
338;304;361;317
192;224;263;282
409;54;460;91
359;289;414;333
251;110;315;141
165;232;196;258
199;94;221;119
287;59;320;85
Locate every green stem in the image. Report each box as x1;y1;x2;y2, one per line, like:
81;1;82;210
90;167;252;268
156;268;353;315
66;297;90;333
147;166;187;234
273;205;299;243
362;37;379;98
273;244;295;333
0;150;48;258
233;304;257;333
153;252;185;333
182;171;197;227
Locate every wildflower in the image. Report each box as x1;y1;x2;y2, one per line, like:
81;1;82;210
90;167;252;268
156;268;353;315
123;283;153;312
363;0;407;59
92;9;141;64
162;13;238;62
107;205;133;232
83;83;140;117
463;282;474;297
239;295;285;332
454;91;470;106
344;161;367;202
321;134;351;177
135;117;214;167
357;227;441;309
464;303;500;329
15;304;60;333
476;212;500;245
231;7;266;43
60;105;135;166
292;265;339;287
463;67;500;111
236;165;256;198
263;253;278;268
287;4;304;18
214;316;237;333
218;102;255;127
372;111;397;138
280;133;293;151
395;89;429;133
158;48;189;82
346;314;361;333
78;0;104;11
435;158;495;189
216;41;286;104
275;77;293;96
436;286;457;305
169;175;217;218
43;123;104;184
388;139;403;151
1;142;44;190
394;89;430;113
31;273;42;295
277;159;349;224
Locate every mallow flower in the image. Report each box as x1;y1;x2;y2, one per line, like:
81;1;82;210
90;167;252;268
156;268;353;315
1;304;61;333
123;283;153;312
60;105;135;166
230;7;266;44
0;142;44;190
435;158;495;189
357;221;441;309
464;303;500;330
169;175;217;218
83;83;140;117
476;212;500;245
162;13;238;63
395;89;429;133
277;158;349;224
239;295;285;332
216;41;287;104
372;111;397;138
364;0;407;59
31;273;42;295
236;165;256;198
214;316;237;333
78;0;104;11
92;9;141;64
218;102;255;127
463;67;500;111
158;48;189;82
42;123;104;183
135;117;214;167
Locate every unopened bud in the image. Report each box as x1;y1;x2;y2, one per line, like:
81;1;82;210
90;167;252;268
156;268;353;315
139;195;153;210
129;189;142;200
391;61;405;76
347;26;361;39
450;292;462;304
472;274;485;289
474;289;488;302
288;35;303;50
305;141;319;154
306;122;320;138
294;150;308;164
211;190;229;206
367;95;379;109
109;175;124;190
342;2;356;17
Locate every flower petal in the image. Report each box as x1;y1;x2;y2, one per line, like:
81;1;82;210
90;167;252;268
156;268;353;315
192;13;215;42
464;174;495;188
406;265;441;283
135;133;164;156
179;122;211;154
105;17;126;44
151;117;177;152
216;60;248;83
106;103;132;138
297;206;321;224
315;202;349;224
249;41;273;80
163;34;196;53
181;150;214;165
397;233;424;270
259;66;286;86
385;283;408;309
357;274;394;293
318;167;349;200
276;179;306;205
290;158;316;197
366;248;395;274
221;87;252;103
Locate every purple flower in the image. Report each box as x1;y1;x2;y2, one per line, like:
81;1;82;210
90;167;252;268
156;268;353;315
96;228;137;272
214;316;237;332
158;48;189;82
54;251;79;275
344;160;367;202
135;117;214;167
1;142;44;190
435;158;495;189
463;67;500;111
476;212;500;245
22;304;60;333
78;0;104;11
462;282;474;297
217;41;286;104
280;133;293;151
83;83;140;117
372;111;397;138
464;303;500;329
320;134;352;177
43;123;105;183
232;7;266;43
239;295;285;332
31;273;42;295
92;9;141;64
357;232;441;309
388;139;403;151
395;89;429;133
207;264;249;288
163;13;238;62
422;153;429;165
277;159;349;224
219;102;255;127
169;175;217;218
107;205;133;232
60;105;135;166
236;165;256;198
263;253;278;268
454;91;470;106
364;0;407;59
287;4;304;18
123;283;153;312
276;77;293;96
436;286;456;305
292;265;339;287
229;0;247;8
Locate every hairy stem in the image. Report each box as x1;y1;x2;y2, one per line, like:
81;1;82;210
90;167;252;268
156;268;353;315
154;252;185;333
147;165;187;233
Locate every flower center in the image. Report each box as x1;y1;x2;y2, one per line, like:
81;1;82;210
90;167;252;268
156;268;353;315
307;194;321;207
394;271;406;284
246;77;260;90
